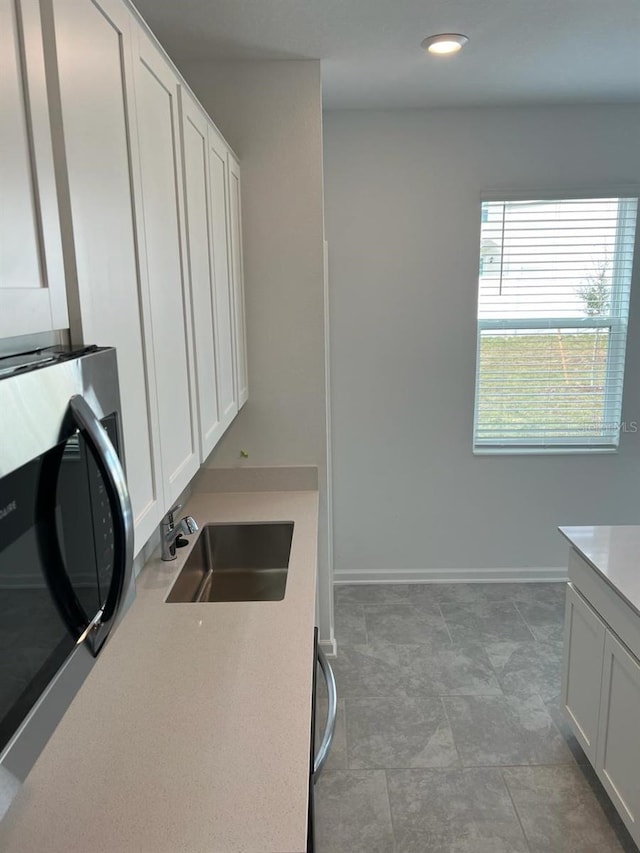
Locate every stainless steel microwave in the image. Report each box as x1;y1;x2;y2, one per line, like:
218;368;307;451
0;346;134;781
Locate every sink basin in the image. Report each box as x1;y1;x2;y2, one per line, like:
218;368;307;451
166;522;294;603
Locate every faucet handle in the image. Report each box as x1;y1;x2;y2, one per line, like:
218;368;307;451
165;503;182;525
184;516;198;534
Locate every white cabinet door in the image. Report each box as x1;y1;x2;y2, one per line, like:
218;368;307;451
130;30;199;504
179;90;237;460
208;127;238;431
0;0;67;338
562;583;606;763
44;0;163;553
227;153;249;407
596;630;640;840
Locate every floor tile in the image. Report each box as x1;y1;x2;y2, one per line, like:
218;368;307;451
443;693;574;766
313;770;394;853
515;595;566;631
335;583;412;605
417;582;564;608
315;697;348;771
503;764;632;852
401;642;503;697
333;640;502;699
511;582;567;605
332;642;409;698
333;598;367;646
346;696;458;769
322;581;632;851
387;767;529;853
440;600;535;644
579;762;640;853
485;639;564;703
527;622;566;643
544;692;590;765
364;603;450;645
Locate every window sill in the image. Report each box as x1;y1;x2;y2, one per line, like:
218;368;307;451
473;446;619;456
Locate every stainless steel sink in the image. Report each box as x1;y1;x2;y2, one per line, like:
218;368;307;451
166;522;293;603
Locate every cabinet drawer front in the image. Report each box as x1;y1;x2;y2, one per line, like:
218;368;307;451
596;630;640;836
568;548;640;661
562;583;606;763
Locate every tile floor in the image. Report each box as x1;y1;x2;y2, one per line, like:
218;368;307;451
314;582;639;853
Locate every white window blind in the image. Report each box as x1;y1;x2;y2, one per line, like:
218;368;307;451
473;196;638;451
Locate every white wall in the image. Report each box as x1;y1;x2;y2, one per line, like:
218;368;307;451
324;104;640;580
178;60;334;643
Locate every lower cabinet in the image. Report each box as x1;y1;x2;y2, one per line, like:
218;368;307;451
596;630;640;832
562;584;606;764
562;578;640;846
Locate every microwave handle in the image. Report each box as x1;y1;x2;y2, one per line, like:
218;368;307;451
68;395;134;655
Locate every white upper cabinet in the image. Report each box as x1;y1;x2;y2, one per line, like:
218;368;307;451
179;90;238;461
130;29;199;504
0;0;67;338
208;127;239;431
43;0;163;553
227;154;249;408
4;0;248;547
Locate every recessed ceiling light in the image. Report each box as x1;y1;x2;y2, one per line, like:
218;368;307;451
421;33;469;55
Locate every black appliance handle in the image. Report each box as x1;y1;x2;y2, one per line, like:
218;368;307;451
68;395;134;654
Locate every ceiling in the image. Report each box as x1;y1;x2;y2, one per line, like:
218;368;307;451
134;0;640;110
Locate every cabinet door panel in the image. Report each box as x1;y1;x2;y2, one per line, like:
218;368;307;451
0;0;66;336
46;0;162;552
596;630;640;838
208;129;237;427
132;32;198;503
562;583;606;763
180;91;223;459
227;154;249;407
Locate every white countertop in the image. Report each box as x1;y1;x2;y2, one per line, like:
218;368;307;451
0;489;319;853
560;525;640;617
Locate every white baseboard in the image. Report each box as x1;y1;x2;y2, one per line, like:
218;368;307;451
334;567;568;584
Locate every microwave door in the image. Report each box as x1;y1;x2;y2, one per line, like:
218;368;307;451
68;396;133;653
36;396;133;657
57;435;102;618
36;444;92;643
89;414;123;607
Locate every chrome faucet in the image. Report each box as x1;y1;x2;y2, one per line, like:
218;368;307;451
160;504;198;561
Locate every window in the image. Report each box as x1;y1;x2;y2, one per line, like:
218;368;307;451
473;195;638;452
